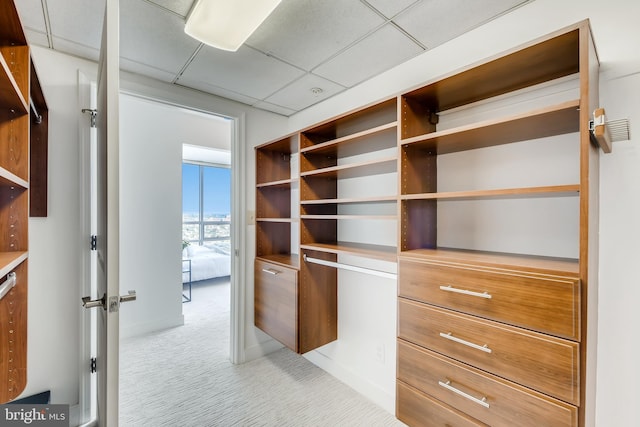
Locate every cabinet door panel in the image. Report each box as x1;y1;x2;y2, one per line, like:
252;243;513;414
254;260;298;352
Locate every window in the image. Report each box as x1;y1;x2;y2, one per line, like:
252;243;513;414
182;163;231;254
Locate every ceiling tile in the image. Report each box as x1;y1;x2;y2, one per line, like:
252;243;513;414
179;45;305;100
47;0;104;52
24;30;50;49
394;0;530;48
362;0;420;19
120;58;179;83
120;0;201;73
264;74;345;112
14;0;47;33
252;101;297;117
247;0;386;71
51;36;100;62
145;0;195;17
314;23;423;88
174;78;260;106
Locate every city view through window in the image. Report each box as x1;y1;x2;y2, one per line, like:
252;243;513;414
182;163;231;255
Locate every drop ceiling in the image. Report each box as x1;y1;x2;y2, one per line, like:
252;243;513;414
16;0;534;116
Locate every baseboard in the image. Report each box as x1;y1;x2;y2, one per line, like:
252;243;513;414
303;350;396;415
120;314;185;340
244;338;284;363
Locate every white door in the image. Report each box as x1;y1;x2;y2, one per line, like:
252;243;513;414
81;1;135;425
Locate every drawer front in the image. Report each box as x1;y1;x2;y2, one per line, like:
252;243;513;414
254;260;298;352
398;299;579;404
397;340;577;427
397;380;487;427
398;258;580;340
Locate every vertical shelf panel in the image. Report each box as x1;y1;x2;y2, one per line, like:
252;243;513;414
0;0;43;403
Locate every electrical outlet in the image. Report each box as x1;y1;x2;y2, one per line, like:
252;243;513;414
375;343;385;364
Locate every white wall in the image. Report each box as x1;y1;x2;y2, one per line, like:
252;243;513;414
284;0;640;424
597;72;640;427
118;94;234;338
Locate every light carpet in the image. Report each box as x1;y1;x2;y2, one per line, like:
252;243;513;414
119;278;405;426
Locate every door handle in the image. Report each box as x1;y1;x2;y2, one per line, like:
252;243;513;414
82;293;106;310
119;290;137;303
82;291;136;312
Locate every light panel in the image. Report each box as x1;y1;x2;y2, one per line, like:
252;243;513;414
185;0;281;51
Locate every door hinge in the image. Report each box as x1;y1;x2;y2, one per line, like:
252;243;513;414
90;235;97;251
82;108;98;128
90;357;97;374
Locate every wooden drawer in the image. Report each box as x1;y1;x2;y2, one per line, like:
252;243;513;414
398;257;580;340
397;380;487;427
254;260;299;352
397;340;577;427
398;299;579;404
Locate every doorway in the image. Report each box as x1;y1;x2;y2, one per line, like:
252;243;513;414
78;81;246;425
181;152;232;314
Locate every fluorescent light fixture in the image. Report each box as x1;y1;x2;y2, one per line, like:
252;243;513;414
185;0;282;52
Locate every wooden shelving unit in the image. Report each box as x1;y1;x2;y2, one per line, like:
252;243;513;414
396;21;599;427
0;0;48;403
255;135;298;267
255;19;602;426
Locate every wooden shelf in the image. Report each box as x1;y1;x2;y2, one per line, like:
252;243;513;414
301;195;397;204
401;185;580;200
302;214;396;220
0;166;28;189
400;100;580;154
256;177;298;189
0;52;28;114
300;122;397;156
301;242;397;262
300;156;396;179
0;251;28;277
256;253;299;270
401;28;579;120
256;217;298;223
300;98;397;148
0;0;47;404
399;247;579;277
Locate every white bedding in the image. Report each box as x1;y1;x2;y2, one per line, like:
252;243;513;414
182;245;231;283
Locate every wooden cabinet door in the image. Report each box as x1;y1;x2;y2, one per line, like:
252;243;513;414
254;260;298;352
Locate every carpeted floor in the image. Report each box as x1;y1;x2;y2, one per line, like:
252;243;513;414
119;277;405;426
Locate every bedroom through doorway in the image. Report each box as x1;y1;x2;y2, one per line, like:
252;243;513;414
181;144;232;336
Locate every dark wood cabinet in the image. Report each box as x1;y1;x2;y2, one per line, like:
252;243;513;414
0;0;48;403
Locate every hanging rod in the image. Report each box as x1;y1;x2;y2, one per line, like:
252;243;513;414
0;272;17;301
303;254;397;280
30;97;43;124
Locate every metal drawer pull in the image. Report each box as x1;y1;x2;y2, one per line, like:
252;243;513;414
438;379;490;408
439;285;492;299
0;272;17;301
262;268;281;275
439;332;492;353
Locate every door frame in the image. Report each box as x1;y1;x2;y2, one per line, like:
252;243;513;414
78;79;248;423
115;87;247;365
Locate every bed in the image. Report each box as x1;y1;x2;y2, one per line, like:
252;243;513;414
182;244;231;283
